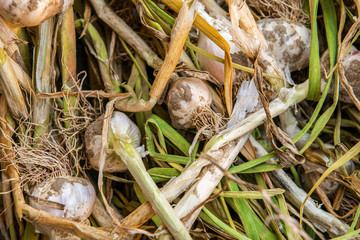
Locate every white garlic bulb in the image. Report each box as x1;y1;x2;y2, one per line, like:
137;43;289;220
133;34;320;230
29;176;96;221
0;0;73;27
257;18;311;72
85;111;145;173
167;77;213;129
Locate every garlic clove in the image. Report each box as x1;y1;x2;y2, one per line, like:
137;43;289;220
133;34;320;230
29;176;96;221
0;0;73;27
167;77;213;130
257;18;311;72
85;111;144;173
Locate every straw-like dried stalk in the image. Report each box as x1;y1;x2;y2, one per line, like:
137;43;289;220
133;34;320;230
0;97;16;240
1;171;14;240
206;81;308;151
0;42;28;119
115;0;197;112
0;16;26;71
5;49;32;94
89;0;163;70
91;198;116;228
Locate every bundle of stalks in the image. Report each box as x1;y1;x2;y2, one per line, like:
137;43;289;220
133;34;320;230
2;0;360;239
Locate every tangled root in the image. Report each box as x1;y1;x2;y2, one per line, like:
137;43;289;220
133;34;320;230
1;131;73;186
52;79;103;172
192;106;226;139
248;0;310;25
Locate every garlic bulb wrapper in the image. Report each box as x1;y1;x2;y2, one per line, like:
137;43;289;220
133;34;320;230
0;0;73;27
85;111;145;173
29;176;96;221
167;77;213;129
257;18;311;72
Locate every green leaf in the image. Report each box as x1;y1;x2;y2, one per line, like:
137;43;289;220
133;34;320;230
148;167;180;182
301;0;338;152
228;153;277;174
145;124;191;164
202;207;251;240
146;114;191;156
226;181;278;240
307;0;321;100
236;163;282;174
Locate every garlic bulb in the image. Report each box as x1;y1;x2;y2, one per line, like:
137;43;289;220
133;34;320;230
0;0;73;27
85;111;145;173
321;46;360;103
257;18;311;72
167;77;213;129
29;176;96;221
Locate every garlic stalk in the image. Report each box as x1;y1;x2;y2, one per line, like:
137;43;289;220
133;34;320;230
85;111;146;173
206;80;309;151
29;176;96;239
33;17;55;138
111;131;192;240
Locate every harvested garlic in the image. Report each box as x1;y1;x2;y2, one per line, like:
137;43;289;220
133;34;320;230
0;0;72;27
29;176;95;239
257;18;311;72
167;77;215;130
85;111;145;173
197;18;310;85
29;176;96;221
321;46;360;103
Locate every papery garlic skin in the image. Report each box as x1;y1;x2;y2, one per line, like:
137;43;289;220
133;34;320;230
257;18;311;72
29;176;96;221
321;46;360;103
85;112;144;173
0;0;73;27
167;77;212;129
197;33;228;85
197;32;249;85
110;111;141;147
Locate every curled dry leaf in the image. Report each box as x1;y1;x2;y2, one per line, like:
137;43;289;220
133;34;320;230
254;61;304;168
